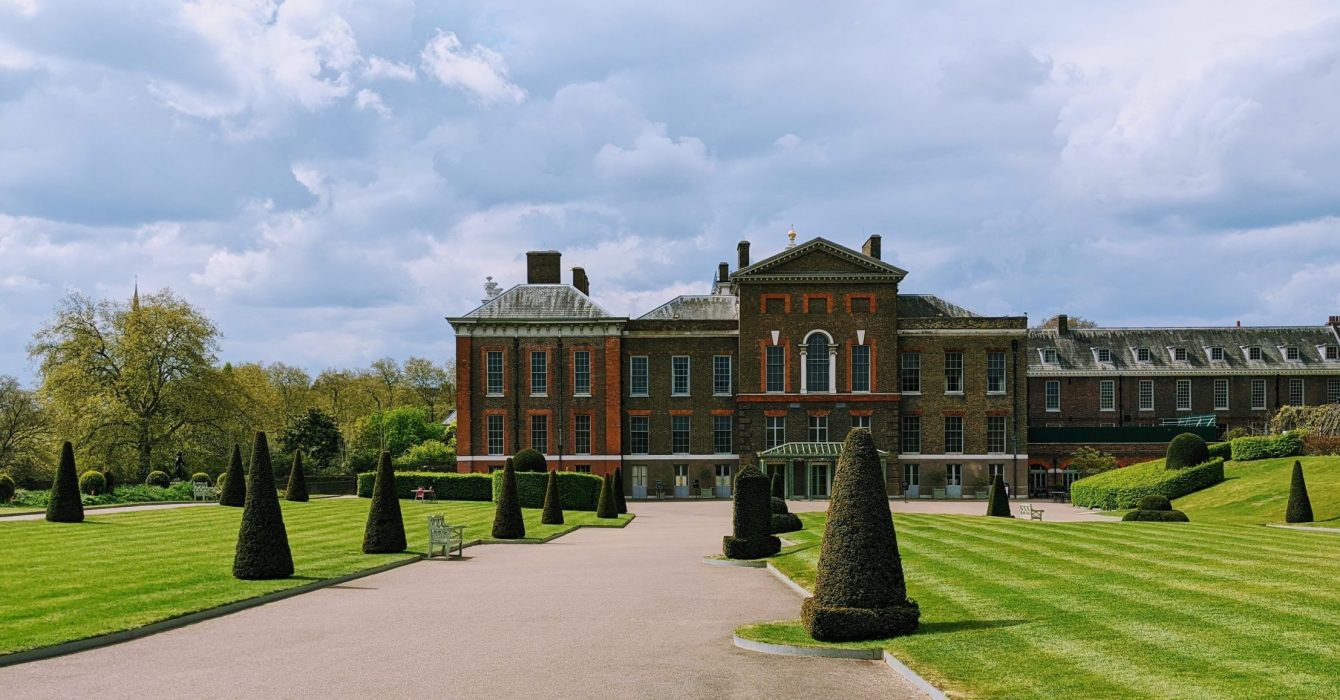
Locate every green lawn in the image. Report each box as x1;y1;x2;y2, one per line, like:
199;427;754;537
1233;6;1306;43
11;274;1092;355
1172;456;1340;526
0;498;631;656
749;512;1340;699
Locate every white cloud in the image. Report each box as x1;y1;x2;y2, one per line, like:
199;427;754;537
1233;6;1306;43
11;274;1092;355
594;123;713;183
363;55;415;81
355;88;391;117
419;29;525;105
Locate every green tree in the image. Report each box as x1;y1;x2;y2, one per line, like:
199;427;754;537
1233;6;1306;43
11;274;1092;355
540;469;564;525
403;357;453;423
357;406;446;459
1035;315;1099;329
1069;446;1119;477
219;443;246;507
285;451;309;502
264;363;312;423
0;376;51;483
392;439;455;470
233;432;294;579
1285;460;1314;524
369;358;403;410
46;441;84;523
362;451;406;553
279;407;344;472
491;457;526;538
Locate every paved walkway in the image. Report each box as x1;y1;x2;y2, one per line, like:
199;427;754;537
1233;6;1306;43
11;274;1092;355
2;501;921;700
788;497;1118;522
0;501;218;521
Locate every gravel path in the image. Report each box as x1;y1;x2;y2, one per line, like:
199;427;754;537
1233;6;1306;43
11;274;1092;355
1;500;922;700
0;501;218;521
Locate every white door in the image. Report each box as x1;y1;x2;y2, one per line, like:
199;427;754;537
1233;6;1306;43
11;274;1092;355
673;465;689;498
714;465;732;498
631;465;648;499
903;463;920;498
946;464;963;499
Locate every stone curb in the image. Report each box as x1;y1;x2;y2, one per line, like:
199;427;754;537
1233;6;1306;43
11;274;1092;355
702;556;767;568
766;563;813;598
732;634;881;660
883;651;949;700
0;501;206;520
1265;524;1340;534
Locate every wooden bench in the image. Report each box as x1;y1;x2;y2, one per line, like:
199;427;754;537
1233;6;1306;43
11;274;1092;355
193;483;217;501
427;514;466;559
1019;504;1044;521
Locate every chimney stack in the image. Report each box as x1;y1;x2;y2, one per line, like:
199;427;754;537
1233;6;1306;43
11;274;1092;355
737;241;750;269
717;262;729;283
526;251;562;284
862;234;882;261
1329;315;1340;326
572;267;589;296
1236;320;1242;328
1056;314;1069;337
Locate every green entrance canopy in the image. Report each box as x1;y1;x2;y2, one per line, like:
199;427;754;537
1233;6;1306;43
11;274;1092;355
1159;414;1218;428
756;442;891;459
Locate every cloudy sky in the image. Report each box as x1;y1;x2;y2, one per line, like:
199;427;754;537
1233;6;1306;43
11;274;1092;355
3;1;1340;383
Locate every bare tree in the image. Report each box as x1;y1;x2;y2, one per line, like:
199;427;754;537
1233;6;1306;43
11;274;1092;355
1035;315;1098;329
370;357;402;410
403;357;452;422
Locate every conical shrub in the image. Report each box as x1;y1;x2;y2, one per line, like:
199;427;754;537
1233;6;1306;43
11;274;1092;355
233;432;294;579
285;451;309;502
0;474;15;503
802;429;919;641
596;472;618;519
363;451;407;553
492;457;526;538
614;467;628;514
219;444;246;507
1285;460;1314;524
46;441;84;523
722;465;779;559
771;471;785;499
101;469;117;495
541;469;564;525
986;475;1012;517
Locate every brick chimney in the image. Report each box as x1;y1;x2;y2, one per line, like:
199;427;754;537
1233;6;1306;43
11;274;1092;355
526;251;562;284
571;267;589;296
1329;315;1340;326
862;234;882;260
717;262;729;283
1056;314;1069;337
737;240;750;269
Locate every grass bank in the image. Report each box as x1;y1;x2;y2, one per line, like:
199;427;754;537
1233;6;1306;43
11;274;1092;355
1172;456;1340;526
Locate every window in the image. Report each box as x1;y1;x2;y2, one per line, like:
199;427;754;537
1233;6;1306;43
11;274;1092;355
1171;347;1187;362
671;356;690;396
1095;347;1112;364
1327;346;1340;361
850;296;872;313
629;416;649;454
764;296;786;314
1042;348;1058;364
1285;346;1301;361
713;415;732;454
1209;346;1225;362
851;345;871;392
574;414;591;454
1139;380;1154;411
903;463;919;487
901;352;921;393
487;415;504;455
808;415;828;442
1045;380;1060;412
530;351;548;396
574;465;591;474
1289;378;1305;406
573;351;591;396
530;413;548;453
1247;346;1263;361
986;351;1006;394
766;416;786;449
851;414;871;431
946;464;962;487
987;416;1006;454
671;415;690;453
1329;378;1340;404
1135;347;1151;363
806;334;830;392
630;356;649;397
806;296;829;314
1176;379;1191;411
944;352;964;393
713;356;732;396
1099;380;1115;411
901;415;921;454
766;346;785;392
988;463;1005;484
1251;379;1267;410
944;416;964;454
1214;379;1229;411
631;465;646;487
486;351;504;395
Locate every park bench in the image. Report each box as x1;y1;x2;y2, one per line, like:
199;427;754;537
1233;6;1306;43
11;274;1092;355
427;514;466;559
1019;504;1044;521
193;483;217;501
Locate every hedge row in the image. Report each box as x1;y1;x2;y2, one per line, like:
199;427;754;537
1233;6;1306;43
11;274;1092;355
1230;432;1304;461
491;470;604;511
1070;458;1225;510
356;471;493;501
1207;442;1232;461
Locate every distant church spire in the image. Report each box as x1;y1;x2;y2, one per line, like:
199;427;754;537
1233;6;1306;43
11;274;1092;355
131;276;140;312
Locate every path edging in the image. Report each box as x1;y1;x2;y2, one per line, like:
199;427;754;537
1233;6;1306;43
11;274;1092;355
1266;523;1340;534
702;556;766;568
883;651;949;700
766;563;813;598
0;501;207;520
732;634;880;660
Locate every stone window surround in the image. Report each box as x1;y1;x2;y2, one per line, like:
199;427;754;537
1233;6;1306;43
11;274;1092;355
800;329;837;394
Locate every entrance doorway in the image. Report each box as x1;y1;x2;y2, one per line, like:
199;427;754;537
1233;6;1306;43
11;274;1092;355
631;465;648;499
673;465;689;498
946;464;963;498
714;465;732;498
809;463;831;499
903;463;919;498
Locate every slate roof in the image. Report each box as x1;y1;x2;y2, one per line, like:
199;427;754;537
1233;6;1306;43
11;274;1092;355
1029;325;1340;375
454;284;619;321
638;295;739;321
734;237;908;279
897;294;980;318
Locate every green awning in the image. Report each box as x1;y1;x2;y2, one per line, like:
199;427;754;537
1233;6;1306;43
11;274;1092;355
1160;414;1218;427
757;442;890;459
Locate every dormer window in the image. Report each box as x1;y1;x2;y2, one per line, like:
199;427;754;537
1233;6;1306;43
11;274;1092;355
1325;345;1339;361
1094;347;1112;364
1134;347;1151;363
1170;347;1188;362
1041;348;1058;365
1246;346;1263;361
1284;346;1300;361
1208;346;1225;362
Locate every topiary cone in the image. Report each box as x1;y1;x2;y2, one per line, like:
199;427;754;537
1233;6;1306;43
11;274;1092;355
46;441;84;523
613;467;628;514
771;471;785;499
102;469;117;495
596;472;618;519
363;451;407;553
802;428;919;641
492;457;526;538
986;475;1012;518
722;464;780;559
540;469;564;525
1285;460;1314;524
233;432;294;579
219;444;247;507
285;450;309;502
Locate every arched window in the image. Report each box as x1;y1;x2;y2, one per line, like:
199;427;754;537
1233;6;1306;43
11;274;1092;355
806;332;830;392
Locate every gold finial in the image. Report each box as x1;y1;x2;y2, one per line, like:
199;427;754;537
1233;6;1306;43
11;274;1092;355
786;226;797;249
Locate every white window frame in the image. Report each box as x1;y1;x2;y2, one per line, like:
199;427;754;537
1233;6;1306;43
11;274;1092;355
901;415;921;454
1325;345;1340;361
1284;346;1301;362
1213;379;1229;411
944;416;964;454
986;416;1007;454
944;351;964;394
851;344;871;393
1288;378;1305;406
712;355;733;396
946;464;963;487
671;415;690;454
765;416;786;450
530;413;548;453
1040;348;1058;365
1170;347;1188;362
629;356;649;397
574;414;592;455
1176;379;1192;411
573;350;591;397
986;351;1006;394
1044;380;1060;412
901;352;921;394
486;414;505;455
1093;347;1112;364
671;356;691;397
851;413;871;431
1134;347;1151;363
1138;380;1154;412
1250;378;1267;410
1328;378;1340;404
765;345;785;393
713;415;733;454
1208;346;1225;362
1099;380;1115;411
1245;346;1263;361
486;350;505;396
530;351;548;397
808;415;829;442
629;416;650;454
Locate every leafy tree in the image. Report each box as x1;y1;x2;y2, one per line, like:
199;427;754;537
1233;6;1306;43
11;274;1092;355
263;363;312;422
0;376;51;483
540;469;564;525
46;441;84;523
233;432;294;579
356;406;446;459
403;357;453;423
279;407;344;472
219;443;246;507
392;439;455;470
369;358;403;410
1070;446;1119;477
492;457;526;538
285;451;309;502
363;451;406;553
1035;315;1099;329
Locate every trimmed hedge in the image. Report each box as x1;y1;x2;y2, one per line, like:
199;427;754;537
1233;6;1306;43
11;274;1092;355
492;458;526;538
146;471;170;487
285;451;309;502
771;512;803;534
1231;432;1304;462
1071;458;1225;510
1286;460;1314;524
986;475;1011;517
101;470;116;495
541;470;564;525
614;467;628;514
723;465;779;559
770;497;789;515
513;448;547;472
190;472;211;484
233;432;294;579
1122;509;1190;522
1207;442;1232;461
46;442;84;523
490;470;603;510
363;451;407;553
219;444;246;507
0;473;14;503
358;471;494;501
1137;495;1172;511
79;470;106;495
1166;433;1209;469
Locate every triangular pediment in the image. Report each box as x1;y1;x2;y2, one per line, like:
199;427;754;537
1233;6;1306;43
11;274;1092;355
734;237;907;280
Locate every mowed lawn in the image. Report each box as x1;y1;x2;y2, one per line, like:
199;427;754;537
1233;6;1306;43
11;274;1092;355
0;498;631;656
1174;456;1340;526
758;512;1340;700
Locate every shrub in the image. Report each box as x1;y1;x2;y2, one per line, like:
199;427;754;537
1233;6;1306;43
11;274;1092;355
359;471;494;500
190;472;211;484
489;470;603;510
770;497;789;515
219;444;246;507
512;448;547;472
392;439;456;470
802;429;919;641
101;470;116;495
0;474;14;503
596;473;618;519
1303;433;1340;456
986;475;1012;517
46;442;84;523
363;451;407;553
215;472;229;495
1166;433;1209;469
614;467;628;514
1122;509;1190;522
1207;442;1233;461
233;432;294;579
492;458;526;538
1285;460;1314;524
1070;446;1118;476
1070;458;1225;510
1137;495;1172;511
1231;432;1304;461
771;471;784;499
540;469;564;525
146;471;170;488
1224;426;1251;441
722;465;779;559
285;451;309;502
770;512;803;534
79;470;106;495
